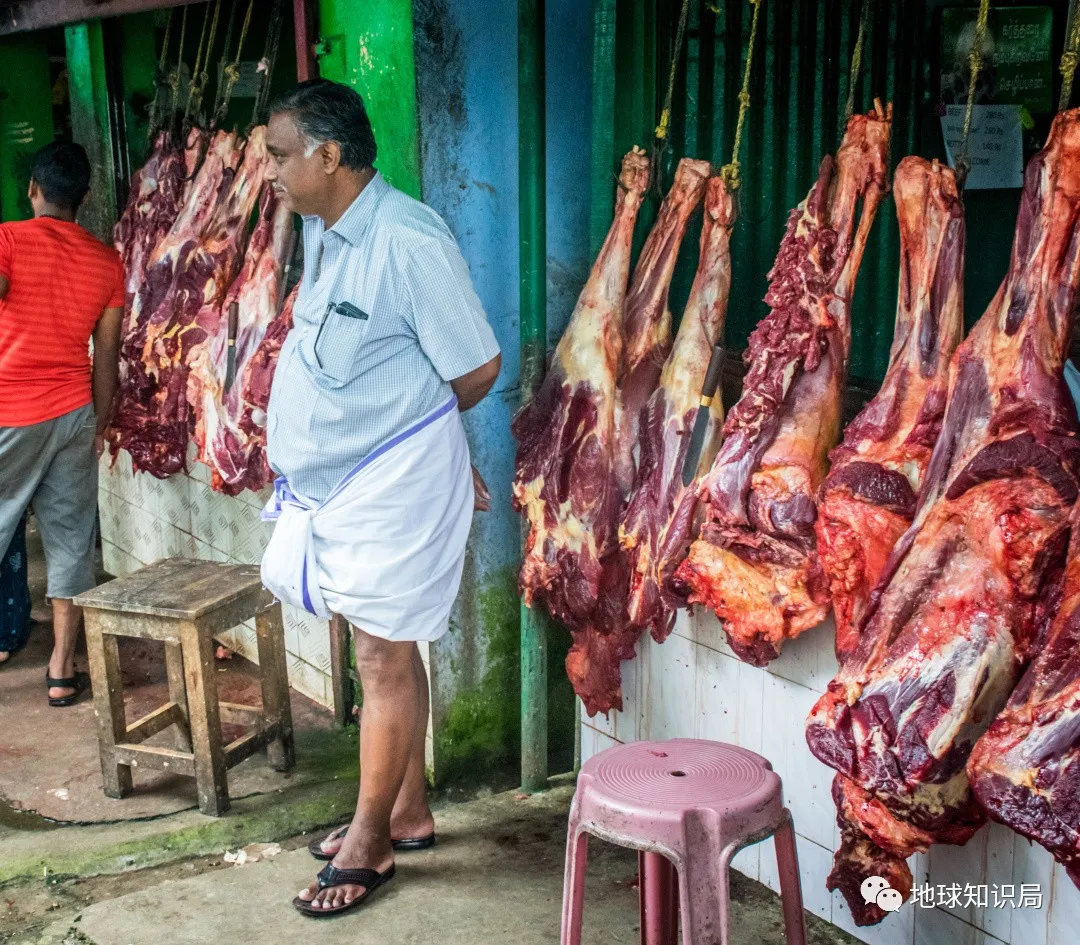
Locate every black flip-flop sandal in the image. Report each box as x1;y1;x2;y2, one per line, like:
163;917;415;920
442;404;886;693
308;826;436;860
46;671;90;708
292;863;396;917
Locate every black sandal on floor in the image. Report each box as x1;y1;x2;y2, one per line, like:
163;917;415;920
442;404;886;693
292;863;396;917
46;671;90;707
308;826;437;860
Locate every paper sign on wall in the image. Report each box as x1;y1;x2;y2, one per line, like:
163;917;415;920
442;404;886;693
941;104;1024;190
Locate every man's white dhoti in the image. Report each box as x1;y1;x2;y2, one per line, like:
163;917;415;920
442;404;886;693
260;397;473;642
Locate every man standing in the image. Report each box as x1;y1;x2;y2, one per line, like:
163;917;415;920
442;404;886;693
0;142;123;701
261;80;501;917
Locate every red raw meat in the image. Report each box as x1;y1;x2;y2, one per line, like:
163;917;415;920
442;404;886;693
110;129;205;469
675;102;892;666
512;148;651;630
968;508;1080;888
189;181;293;494
620;176;734;643
614;158;711;493
112;129;245;476
806;108;1080;926
816;157;965;661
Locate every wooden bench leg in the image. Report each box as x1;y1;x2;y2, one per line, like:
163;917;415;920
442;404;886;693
256;605;295;772
329;614;354;727
84;614;133;799
165;642;192;752
179;622;229;816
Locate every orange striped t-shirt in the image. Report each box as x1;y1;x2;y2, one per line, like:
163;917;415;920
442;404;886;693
0;216;125;427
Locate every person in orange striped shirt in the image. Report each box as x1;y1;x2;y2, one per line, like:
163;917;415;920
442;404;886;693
0;142;123;706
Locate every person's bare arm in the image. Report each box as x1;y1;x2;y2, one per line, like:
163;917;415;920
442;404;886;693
0;274;9;299
450;353;501;510
92;306;124;452
450;353;501;411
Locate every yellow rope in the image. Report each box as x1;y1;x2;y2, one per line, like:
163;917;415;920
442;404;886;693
1060;0;1080;111
158;9;173;71
720;0;763;191
186;3;212;104
844;0;870;122
215;0;256;126
654;0;691;142
957;0;991;183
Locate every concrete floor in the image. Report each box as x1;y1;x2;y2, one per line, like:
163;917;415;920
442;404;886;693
2;524;862;945
0;521;334;823
14;787;859;945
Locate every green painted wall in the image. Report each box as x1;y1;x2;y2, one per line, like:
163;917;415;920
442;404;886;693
0;35;54;222
118;12;160;168
65;21;116;241
316;0;422;198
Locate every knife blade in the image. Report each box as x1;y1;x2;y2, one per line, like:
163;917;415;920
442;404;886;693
682;344;725;486
224;300;240;392
276;229;299;315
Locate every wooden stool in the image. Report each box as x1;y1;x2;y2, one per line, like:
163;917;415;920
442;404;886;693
75;557;295;816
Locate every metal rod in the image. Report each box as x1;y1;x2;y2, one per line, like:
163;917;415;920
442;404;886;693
293;0;318;82
518;0;548;795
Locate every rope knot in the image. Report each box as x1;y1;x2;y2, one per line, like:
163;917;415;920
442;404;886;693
1062;50;1079;78
654;108;672;142
720;162;741;190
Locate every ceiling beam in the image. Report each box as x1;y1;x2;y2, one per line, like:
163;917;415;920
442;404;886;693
0;0;204;37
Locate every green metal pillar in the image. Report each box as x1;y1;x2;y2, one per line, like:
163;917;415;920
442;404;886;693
0;35;54;222
315;0;422;199
65;21;117;242
518;0;548;794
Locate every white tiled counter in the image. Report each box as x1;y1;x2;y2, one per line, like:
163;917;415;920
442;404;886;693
97;448;334;707
581;609;1080;945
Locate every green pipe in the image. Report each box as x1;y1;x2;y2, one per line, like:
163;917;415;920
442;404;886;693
518;0;548;794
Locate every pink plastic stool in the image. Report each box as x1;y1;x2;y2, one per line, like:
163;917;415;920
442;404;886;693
561;738;807;945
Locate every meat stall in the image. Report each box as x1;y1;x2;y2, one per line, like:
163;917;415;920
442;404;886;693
515;3;1080;944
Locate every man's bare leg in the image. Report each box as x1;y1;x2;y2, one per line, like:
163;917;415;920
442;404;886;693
316;643;434;858
390;646;436;837
299;630;424;910
47;599;81;701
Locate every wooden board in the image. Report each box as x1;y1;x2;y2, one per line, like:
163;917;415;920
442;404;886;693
74;558;269;620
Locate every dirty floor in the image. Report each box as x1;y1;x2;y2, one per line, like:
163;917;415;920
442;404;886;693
0;521;334;823
8;786;860;945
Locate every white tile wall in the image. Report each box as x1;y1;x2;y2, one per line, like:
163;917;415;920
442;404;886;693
579;608;1080;945
98;457;334;708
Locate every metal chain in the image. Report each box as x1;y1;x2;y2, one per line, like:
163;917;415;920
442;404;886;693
957;0;991;185
720;0;763;191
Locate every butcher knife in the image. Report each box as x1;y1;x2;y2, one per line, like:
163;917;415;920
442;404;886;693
276;229;300;314
681;344;725;486
224;301;240;392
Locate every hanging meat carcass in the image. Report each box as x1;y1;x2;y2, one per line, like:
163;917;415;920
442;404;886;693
109;128;206;468
620;176;734;643
614;158;711;493
805;108;1080;926
674;102;892;666
110;129;245;476
816;157;965;661
190;185;294;494
968;505;1080;888
512;148;651;630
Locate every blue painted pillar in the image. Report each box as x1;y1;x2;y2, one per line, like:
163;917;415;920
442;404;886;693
413;0;593;783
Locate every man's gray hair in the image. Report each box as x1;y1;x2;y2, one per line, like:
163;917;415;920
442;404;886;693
269;79;377;171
